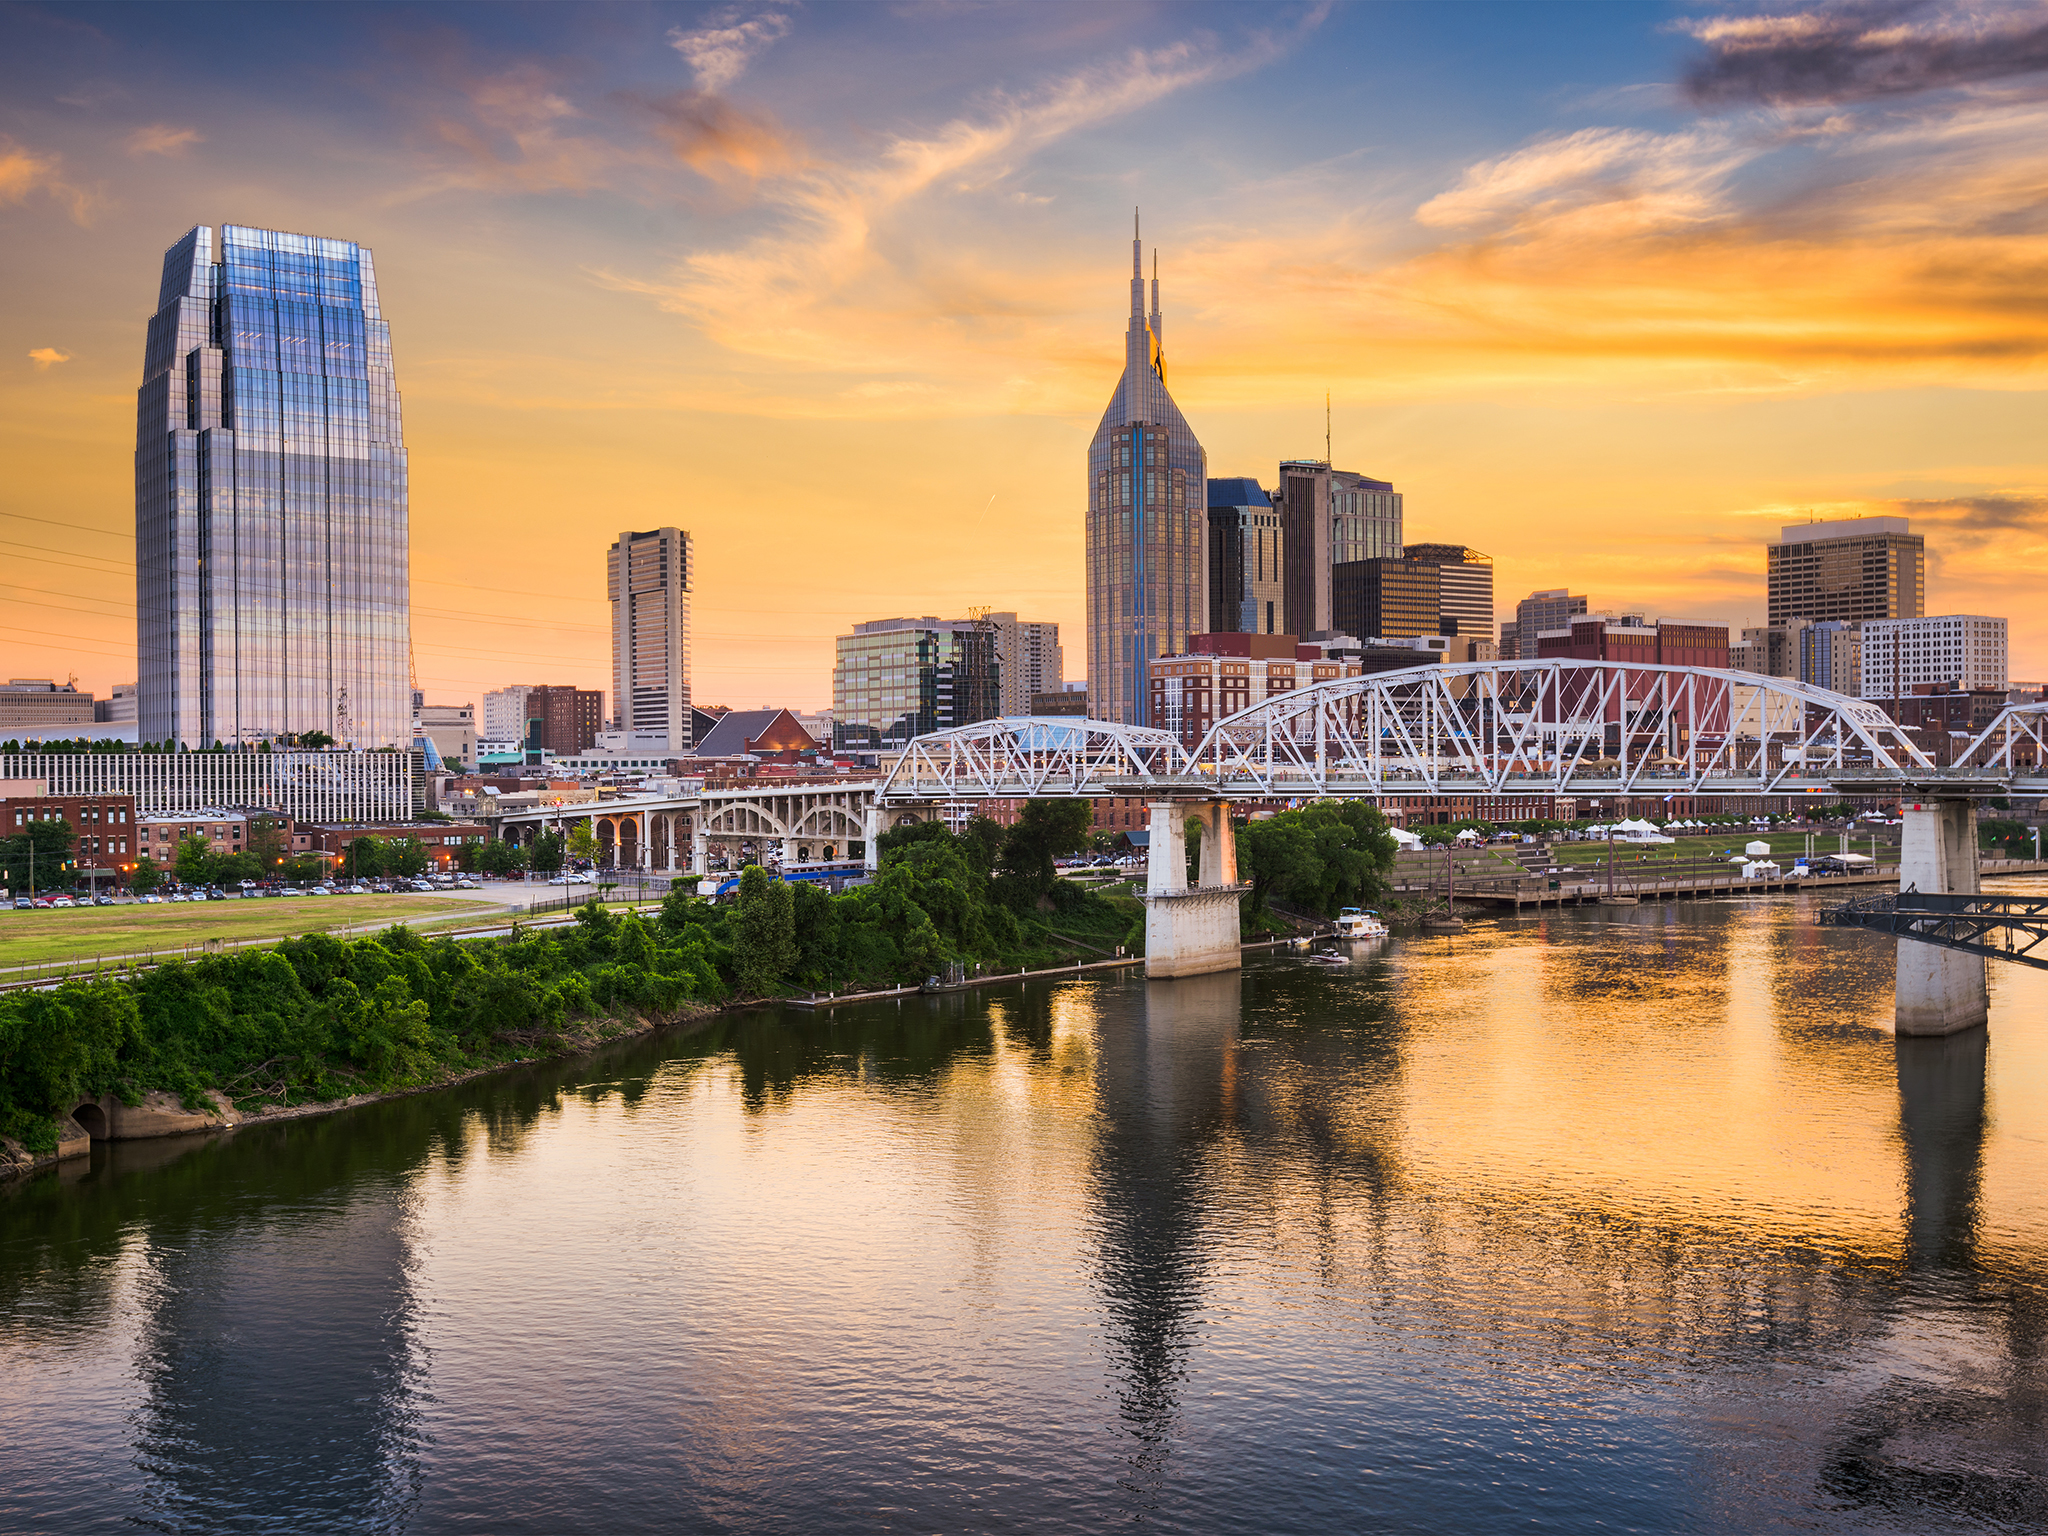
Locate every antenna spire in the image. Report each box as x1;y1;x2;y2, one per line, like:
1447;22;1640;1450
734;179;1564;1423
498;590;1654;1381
1325;391;1332;465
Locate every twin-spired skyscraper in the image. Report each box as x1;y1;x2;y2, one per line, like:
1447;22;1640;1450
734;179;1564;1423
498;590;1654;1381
136;224;410;747
1085;218;1207;727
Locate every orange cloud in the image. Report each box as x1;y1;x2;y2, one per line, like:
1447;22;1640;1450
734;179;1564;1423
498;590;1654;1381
27;347;72;368
0;135;96;223
640;90;801;182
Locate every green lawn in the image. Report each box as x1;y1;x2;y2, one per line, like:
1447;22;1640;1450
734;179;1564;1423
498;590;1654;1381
1553;829;1897;870
0;893;508;968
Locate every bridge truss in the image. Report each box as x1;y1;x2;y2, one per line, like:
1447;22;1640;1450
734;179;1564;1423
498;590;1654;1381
1821;891;2048;971
1954;701;2048;778
879;661;1948;803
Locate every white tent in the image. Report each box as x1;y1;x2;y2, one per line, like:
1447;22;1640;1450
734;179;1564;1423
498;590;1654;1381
1389;827;1424;848
1745;840;1772;856
1454;827;1483;843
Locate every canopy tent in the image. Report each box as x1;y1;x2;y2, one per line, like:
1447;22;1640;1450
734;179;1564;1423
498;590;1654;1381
1389;827;1424;848
1745;840;1772;856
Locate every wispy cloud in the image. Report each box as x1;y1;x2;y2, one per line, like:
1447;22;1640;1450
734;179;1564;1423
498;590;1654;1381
1679;0;2048;107
616;17;1319;388
668;4;797;93
639;90;801;181
0;135;96;223
125;123;203;156
27;347;73;369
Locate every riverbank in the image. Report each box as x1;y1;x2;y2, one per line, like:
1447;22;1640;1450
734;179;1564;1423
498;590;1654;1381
1;997;725;1185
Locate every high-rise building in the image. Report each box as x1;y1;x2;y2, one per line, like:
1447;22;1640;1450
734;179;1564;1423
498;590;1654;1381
982;611;1063;716
1206;478;1286;637
482;685;537;746
1860;615;2007;699
1801;620;1862;696
1507;589;1589;660
608;527;692;753
1272;462;1403;637
833;617;1001;750
137;224;409;747
1331;558;1440;641
1402;544;1495;641
1767;516;1924;625
1733;620;1807;679
1086;219;1208;726
523;685;605;756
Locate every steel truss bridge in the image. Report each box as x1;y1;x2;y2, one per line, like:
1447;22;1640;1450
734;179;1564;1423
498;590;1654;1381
1822;892;2048;971
879;662;2048;803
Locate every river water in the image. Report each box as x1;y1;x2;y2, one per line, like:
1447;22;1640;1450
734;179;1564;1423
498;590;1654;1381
4;890;2046;1534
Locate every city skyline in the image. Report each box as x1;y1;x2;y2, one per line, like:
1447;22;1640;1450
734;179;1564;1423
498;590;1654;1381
5;2;2047;712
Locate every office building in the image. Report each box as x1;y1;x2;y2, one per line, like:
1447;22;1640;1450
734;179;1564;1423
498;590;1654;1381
1149;634;1367;750
137;224;410;747
482;686;538;746
832;617;1001;750
1;681;96;734
1538;615;1729;670
1086;219;1208;726
1860;615;2007;699
523;685;605;756
2;748;417;821
1331;557;1439;642
1031;686;1089;717
94;683;138;724
1767;516;1924;625
1505;589;1589;661
1402;544;1494;641
608;527;692;754
983;611;1063;717
413;702;476;769
1206;478;1286;636
1273;461;1403;637
1801;621;1861;696
1733;621;1806;679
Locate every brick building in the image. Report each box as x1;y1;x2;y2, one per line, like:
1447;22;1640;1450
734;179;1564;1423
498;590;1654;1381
2;781;139;887
525;686;605;757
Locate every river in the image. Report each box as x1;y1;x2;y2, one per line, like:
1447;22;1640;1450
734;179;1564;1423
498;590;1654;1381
4;889;2045;1534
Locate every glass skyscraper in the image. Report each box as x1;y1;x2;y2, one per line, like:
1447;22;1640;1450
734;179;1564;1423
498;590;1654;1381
137;224;410;748
1086;219;1207;726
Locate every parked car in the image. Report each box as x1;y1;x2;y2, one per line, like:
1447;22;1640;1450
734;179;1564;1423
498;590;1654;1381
11;897;34;910
49;896;75;908
94;894;115;906
139;893;165;903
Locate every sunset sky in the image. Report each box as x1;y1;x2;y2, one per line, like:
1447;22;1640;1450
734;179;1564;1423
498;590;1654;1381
4;0;2046;713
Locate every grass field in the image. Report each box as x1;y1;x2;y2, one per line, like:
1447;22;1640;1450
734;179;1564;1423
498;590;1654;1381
0;894;508;968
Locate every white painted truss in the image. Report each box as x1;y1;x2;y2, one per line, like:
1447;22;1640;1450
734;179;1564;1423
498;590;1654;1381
1191;660;1954;797
1954;701;2048;779
878;715;1204;803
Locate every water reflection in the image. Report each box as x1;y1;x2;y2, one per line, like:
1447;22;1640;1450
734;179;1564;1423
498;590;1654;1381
1087;971;1240;1503
1;897;2044;1533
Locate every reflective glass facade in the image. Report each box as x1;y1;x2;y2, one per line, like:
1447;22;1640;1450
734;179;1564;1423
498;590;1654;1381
137;224;409;747
832;618;1000;751
1086;226;1207;726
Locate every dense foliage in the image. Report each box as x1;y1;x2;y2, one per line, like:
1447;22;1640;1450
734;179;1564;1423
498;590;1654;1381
1236;801;1399;920
0;904;727;1156
0;817;77;892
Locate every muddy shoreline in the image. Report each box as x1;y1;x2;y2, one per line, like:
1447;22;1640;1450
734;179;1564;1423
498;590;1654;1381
1;1001;728;1185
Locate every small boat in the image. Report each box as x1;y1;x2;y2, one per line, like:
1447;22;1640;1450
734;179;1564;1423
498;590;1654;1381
1334;907;1390;939
1307;949;1349;965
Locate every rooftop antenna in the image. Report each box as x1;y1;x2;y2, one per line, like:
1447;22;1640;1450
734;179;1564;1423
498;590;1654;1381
1325;391;1332;466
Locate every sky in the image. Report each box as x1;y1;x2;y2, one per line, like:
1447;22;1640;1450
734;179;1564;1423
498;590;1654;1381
3;0;2046;713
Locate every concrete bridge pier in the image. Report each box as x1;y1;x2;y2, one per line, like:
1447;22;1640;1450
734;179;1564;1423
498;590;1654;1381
1144;800;1246;980
1895;798;1989;1036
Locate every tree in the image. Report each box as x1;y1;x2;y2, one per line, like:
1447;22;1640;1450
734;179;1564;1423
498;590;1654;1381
129;856;165;895
475;838;526;876
994;799;1094;906
567;821;599;866
732;865;796;995
298;730;335;749
1238;815;1319;919
386;836;430;877
529;831;566;875
174;834;215;888
245;816;289;869
347;836;385;880
0;818;77;893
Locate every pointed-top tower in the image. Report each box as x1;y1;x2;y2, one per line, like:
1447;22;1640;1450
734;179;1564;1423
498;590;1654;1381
1086;215;1208;726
